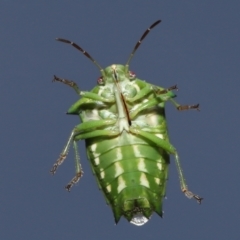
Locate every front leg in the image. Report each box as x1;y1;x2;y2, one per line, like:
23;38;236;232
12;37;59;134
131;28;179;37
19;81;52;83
53;75;81;95
53;75;114;103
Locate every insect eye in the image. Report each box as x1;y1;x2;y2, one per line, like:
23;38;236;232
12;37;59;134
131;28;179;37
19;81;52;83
129;71;136;79
97;76;104;85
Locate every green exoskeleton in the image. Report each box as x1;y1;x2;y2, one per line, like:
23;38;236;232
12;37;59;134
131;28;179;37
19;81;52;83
50;20;203;226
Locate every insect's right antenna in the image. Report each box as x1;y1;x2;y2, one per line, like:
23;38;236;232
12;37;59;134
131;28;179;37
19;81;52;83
125;20;161;70
56;38;105;75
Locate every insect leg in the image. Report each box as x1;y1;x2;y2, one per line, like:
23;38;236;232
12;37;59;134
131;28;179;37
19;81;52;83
53;75;114;103
65;140;83;191
169;98;200;111
50;119;116;175
64;129;119;190
130;127;176;153
153;85;178;103
65;119;117;191
53;75;81;95
127;89;175;120
153;85;198;110
130;128;203;204
52;121;119;190
80;91;114;102
130;98;159;119
127;81;176;103
126;80;153;102
154;85;178;94
75;119;116;132
74;129;119;141
50;129;76;175
174;153;203;204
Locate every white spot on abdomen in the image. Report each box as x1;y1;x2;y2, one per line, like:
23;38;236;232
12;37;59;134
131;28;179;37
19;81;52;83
137;158;147;172
114;162;124;177
157;162;163;171
91;143;97;150
155;177;161;185
100;171;105;179
106;185;111;192
117;176;127;193
132;145;140;156
140;173;150;188
156;133;164;139
94;157;100;165
91;144;98;158
116;148;123;160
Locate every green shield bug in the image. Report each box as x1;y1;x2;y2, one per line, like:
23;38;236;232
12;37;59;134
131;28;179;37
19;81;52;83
50;20;203;226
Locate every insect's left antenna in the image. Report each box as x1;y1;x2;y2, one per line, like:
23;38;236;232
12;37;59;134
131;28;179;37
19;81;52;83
56;38;104;73
125;20;161;69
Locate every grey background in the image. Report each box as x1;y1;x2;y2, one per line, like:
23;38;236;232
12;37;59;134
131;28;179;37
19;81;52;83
1;1;239;239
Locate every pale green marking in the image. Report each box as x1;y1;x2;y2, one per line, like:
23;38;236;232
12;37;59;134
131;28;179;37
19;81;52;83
100;170;105;179
91;143;97;151
140;173;150;188
116;147;123;160
157;162;163;171
114;162;124;177
154;177;161;185
147;113;160;125
94;157;100;165
156;133;164;139
137;158;147;172
132;145;141;156
106;185;111;192
91;144;99;158
117;176;127;193
91;109;100;119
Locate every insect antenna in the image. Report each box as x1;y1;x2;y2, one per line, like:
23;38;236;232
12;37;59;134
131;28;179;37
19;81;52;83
56;38;104;73
125;20;161;69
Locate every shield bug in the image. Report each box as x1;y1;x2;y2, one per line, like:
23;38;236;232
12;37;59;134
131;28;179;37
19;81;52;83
50;20;202;226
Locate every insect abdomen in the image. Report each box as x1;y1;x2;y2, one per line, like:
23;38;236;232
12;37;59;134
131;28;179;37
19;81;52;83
86;131;169;224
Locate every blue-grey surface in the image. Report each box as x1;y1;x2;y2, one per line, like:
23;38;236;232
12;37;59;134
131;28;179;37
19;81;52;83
1;1;239;239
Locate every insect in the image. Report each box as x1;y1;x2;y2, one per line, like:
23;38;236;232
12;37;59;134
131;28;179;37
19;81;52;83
50;20;203;226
